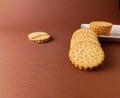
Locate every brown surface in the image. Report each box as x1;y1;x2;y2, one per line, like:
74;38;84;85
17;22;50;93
0;0;120;98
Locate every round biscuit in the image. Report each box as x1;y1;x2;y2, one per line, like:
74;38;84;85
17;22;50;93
69;42;105;70
28;32;52;43
89;21;112;36
72;28;98;39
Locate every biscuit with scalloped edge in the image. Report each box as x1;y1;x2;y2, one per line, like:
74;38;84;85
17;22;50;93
28;32;52;43
69;28;105;70
89;21;112;36
69;42;105;70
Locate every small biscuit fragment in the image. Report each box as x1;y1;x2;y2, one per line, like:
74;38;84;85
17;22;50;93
89;21;112;36
28;32;52;43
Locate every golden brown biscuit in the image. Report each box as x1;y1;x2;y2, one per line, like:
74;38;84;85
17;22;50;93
69;42;105;70
28;32;52;43
89;21;112;36
69;28;105;70
70;36;101;48
72;28;98;39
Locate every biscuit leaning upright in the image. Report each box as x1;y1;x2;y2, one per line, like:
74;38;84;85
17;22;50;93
69;28;105;70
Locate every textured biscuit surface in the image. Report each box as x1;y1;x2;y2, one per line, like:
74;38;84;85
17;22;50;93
72;28;98;39
69;28;105;70
89;21;112;36
69;42;104;70
28;32;51;43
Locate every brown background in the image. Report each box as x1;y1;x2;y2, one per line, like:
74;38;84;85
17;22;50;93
0;0;120;98
0;0;120;31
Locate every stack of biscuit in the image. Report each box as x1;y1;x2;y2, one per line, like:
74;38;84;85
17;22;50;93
89;21;112;36
69;29;105;70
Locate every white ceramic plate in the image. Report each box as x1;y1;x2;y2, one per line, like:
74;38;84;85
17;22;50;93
81;24;120;42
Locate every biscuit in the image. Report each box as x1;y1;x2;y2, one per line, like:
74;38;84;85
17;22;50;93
69;28;105;70
70;36;101;49
72;28;98;39
28;32;52;43
70;29;101;48
69;42;105;70
89;21;112;36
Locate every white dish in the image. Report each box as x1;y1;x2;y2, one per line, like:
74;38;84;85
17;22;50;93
81;24;120;42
